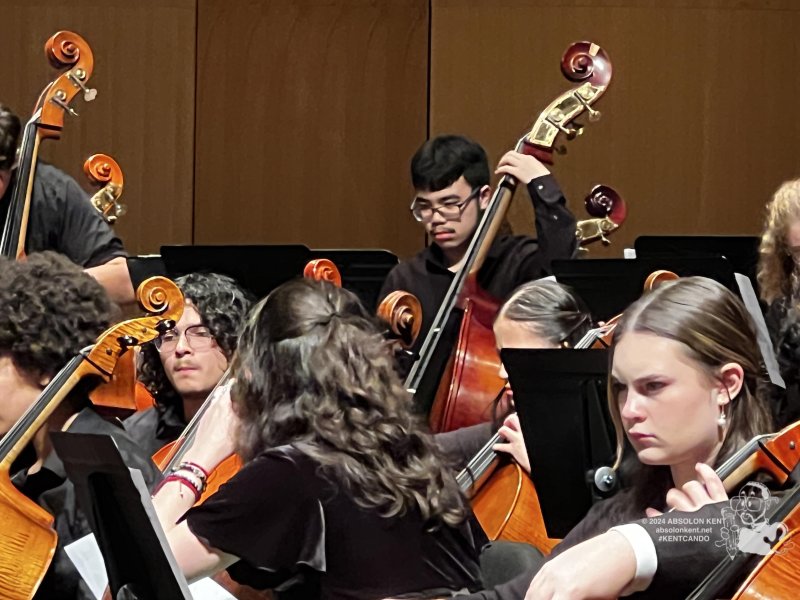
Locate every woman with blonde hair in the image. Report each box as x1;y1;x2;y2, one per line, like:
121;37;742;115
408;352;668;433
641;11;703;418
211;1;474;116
758;177;800;426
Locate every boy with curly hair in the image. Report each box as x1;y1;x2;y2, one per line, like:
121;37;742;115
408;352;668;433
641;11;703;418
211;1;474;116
125;272;252;456
0;251;161;599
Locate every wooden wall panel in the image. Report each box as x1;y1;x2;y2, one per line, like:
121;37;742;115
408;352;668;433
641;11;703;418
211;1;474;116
193;0;428;258
0;0;196;254
430;0;800;258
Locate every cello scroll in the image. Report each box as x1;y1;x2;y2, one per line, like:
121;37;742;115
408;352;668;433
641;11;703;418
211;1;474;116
377;291;422;350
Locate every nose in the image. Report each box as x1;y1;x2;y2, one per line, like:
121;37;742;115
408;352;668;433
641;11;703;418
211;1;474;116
429;209;447;226
174;331;193;356
620;390;645;424
498;361;508;381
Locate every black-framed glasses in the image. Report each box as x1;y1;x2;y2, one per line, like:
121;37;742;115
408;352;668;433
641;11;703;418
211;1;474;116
154;324;215;353
409;187;482;222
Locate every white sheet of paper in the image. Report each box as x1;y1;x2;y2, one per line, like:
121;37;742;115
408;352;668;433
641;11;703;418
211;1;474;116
735;272;785;388
65;533;235;600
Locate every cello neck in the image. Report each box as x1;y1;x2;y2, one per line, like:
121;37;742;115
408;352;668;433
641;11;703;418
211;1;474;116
0;353;89;472
456;430;504;493
0;117;41;259
159;370;234;472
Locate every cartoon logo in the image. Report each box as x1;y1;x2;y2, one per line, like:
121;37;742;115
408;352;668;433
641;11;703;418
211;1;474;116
716;482;791;560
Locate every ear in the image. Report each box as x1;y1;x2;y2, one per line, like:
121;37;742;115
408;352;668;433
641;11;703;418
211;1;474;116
717;362;745;406
478;185;492;210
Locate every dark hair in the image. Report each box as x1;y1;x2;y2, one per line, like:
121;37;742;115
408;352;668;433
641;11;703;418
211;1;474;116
498;280;592;347
609;277;773;512
137;272;252;418
0;104;21;170
0;251;115;382
411;135;490;192
231;277;466;527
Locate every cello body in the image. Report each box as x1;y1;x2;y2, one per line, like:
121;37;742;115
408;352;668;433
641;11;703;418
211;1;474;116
0;471;57;600
471;461;560;553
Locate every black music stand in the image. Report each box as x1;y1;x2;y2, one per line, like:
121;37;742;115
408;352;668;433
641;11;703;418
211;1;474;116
162;244;311;299
50;432;192;600
552;256;736;321
635;235;760;297
501;348;615;538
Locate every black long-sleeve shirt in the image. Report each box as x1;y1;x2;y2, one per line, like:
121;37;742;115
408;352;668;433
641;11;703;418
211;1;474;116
13;408;161;600
379;174;577;361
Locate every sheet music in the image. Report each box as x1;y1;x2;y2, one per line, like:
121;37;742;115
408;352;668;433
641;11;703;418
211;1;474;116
734;272;785;388
66;533;235;600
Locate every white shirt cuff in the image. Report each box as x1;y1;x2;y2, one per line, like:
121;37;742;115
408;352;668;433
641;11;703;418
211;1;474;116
609;524;659;595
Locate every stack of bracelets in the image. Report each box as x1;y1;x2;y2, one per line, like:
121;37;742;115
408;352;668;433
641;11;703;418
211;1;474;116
159;461;209;502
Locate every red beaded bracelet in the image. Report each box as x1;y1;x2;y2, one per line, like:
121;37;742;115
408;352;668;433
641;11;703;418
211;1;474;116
161;472;202;502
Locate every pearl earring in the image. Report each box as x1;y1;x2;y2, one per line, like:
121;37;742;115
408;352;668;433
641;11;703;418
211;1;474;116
718;412;727;427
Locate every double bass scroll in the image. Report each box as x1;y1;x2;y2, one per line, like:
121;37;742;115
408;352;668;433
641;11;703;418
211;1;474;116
523;42;612;164
84;154;126;224
576;185;627;251
0;31;97;259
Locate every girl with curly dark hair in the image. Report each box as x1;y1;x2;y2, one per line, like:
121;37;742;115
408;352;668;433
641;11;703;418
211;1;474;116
126;272;252;456
151;277;482;599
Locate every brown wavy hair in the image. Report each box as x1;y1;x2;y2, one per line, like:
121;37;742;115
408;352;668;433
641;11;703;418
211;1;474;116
231;277;466;527
758;178;800;304
608;277;773;512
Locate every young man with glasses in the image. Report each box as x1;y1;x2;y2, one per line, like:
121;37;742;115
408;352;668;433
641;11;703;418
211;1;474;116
125;272;252;456
379;134;578;360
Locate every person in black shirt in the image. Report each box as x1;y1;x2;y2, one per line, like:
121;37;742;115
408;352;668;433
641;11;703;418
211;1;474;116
151;278;482;599
379;135;578;360
0;252;161;599
125;272;252;457
0;103;134;304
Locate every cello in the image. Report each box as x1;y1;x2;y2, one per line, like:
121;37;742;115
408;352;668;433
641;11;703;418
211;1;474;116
405;41;618;434
461;270;678;551
0;31;97;259
0;277;182;600
686;420;800;599
84;154;155;415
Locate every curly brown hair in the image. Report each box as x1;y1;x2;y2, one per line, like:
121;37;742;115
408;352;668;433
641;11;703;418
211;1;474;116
0;251;115;381
758;178;800;304
137;272;252;418
231;277;467;527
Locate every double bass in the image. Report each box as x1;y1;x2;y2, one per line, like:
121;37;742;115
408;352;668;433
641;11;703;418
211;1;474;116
0;31;97;259
0;277;182;600
405;41;620;434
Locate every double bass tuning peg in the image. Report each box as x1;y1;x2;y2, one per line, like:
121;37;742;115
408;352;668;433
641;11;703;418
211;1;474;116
68;70;97;102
